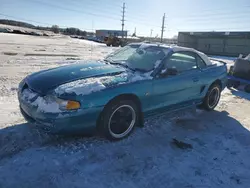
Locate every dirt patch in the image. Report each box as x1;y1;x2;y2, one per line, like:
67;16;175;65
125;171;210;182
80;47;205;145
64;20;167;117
171;138;193;149
24;53;79;57
3;52;18;56
34;49;46;52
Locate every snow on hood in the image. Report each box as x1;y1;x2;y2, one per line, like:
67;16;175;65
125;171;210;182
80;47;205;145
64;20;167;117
55;77;107;96
55;71;153;96
21;71;153;114
26;60;125;95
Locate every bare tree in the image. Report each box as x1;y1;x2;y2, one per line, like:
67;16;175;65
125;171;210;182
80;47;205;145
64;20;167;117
51;25;59;33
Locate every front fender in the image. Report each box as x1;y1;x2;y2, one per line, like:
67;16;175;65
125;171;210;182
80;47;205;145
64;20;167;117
79;80;153;112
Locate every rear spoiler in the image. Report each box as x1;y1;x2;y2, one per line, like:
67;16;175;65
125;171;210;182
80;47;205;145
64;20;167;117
209;58;227;66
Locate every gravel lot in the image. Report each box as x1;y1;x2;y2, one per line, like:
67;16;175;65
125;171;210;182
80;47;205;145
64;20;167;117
0;33;250;188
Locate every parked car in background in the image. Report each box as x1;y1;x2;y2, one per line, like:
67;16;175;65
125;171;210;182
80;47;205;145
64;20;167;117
227;54;250;93
18;43;227;140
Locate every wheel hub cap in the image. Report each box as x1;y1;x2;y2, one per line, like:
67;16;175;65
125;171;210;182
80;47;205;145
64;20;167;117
208;87;220;108
108;105;136;138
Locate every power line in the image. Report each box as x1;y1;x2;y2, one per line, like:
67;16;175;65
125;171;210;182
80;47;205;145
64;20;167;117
172;5;250;18
172;13;250;23
26;0;119;20
2;10;250;34
169;23;250;32
120;6;250;29
4;0;250;36
0;13;53;26
135;4;249;21
0;13;94;31
126;18;161;28
125;5;250;25
68;0;123;18
24;0;162;29
169;18;250;28
85;0;122;8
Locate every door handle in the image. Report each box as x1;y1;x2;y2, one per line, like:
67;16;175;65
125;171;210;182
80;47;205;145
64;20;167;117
192;77;199;82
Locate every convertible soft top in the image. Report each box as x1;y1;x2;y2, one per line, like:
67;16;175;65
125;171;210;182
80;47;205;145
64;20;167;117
132;43;212;66
170;46;212;66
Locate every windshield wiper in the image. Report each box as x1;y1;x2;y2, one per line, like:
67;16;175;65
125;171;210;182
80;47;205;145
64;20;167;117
104;59;113;64
108;61;136;71
104;59;147;72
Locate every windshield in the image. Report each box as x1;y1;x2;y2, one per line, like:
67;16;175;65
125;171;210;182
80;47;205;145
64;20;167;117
106;44;166;72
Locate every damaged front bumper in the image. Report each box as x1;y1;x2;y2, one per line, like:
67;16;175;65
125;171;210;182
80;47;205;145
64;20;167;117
19;98;103;134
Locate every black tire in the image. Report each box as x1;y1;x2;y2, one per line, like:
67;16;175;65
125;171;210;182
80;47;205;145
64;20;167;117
227;80;234;89
100;100;139;140
228;66;234;75
244;85;250;93
202;84;221;111
233;81;240;89
227;80;240;89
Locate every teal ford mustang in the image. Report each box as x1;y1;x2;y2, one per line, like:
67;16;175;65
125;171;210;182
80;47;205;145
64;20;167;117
18;43;227;140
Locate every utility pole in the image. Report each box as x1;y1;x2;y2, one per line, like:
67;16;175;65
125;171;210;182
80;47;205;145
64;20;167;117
150;29;153;38
160;13;166;43
150;29;153;42
121;3;125;39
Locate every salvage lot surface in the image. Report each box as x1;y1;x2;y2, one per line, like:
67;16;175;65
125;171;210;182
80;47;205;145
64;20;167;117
0;33;250;188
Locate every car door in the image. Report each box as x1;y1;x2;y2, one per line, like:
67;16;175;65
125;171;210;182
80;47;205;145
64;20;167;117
150;51;204;111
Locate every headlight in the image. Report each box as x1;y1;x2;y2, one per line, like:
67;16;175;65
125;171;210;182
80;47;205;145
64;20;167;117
44;95;80;111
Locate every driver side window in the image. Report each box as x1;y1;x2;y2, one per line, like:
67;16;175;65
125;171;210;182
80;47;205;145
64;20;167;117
165;52;197;73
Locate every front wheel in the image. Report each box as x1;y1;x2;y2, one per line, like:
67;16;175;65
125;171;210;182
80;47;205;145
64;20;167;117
202;84;221;111
100;100;139;140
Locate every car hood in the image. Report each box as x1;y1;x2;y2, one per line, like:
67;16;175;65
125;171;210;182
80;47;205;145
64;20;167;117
26;60;125;95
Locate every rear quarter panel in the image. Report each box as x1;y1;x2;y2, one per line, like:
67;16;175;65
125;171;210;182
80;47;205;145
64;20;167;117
200;63;227;96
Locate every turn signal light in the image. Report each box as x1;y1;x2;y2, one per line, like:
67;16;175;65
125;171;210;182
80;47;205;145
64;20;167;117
66;100;80;110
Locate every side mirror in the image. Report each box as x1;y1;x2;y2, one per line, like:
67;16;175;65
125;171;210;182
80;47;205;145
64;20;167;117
161;67;178;77
136;49;144;55
167;67;178;75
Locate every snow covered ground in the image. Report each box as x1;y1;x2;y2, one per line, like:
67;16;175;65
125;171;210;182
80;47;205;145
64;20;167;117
1;33;250;188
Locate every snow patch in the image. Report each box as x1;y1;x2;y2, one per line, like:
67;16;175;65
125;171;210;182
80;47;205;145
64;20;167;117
21;89;61;113
32;96;61;113
1;34;250;188
113;71;152;83
80;67;93;71
55;77;107;96
55;71;153;96
21;89;37;101
161;68;167;74
154;60;162;68
128;71;153;82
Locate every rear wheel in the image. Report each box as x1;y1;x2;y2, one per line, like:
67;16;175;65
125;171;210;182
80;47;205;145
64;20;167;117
227;80;240;89
244;84;250;93
202;84;221;111
100;100;139;140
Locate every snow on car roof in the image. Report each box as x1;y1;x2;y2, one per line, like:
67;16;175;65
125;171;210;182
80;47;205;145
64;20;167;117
131;43;212;66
